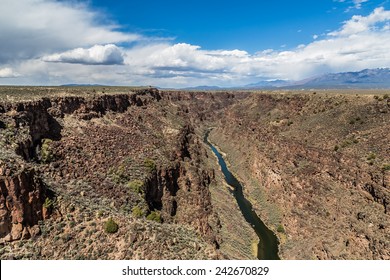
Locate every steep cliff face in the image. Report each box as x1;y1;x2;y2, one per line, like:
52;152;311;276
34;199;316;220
6;90;161;161
209;91;390;259
0;90;166;245
0;167;47;241
0;88;223;259
145;125;220;246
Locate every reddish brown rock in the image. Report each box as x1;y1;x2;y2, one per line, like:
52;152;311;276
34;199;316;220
0;168;47;241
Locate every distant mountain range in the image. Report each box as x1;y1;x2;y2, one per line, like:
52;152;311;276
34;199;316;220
60;68;390;90
60;84;106;87
181;85;223;91
182;68;390;90
245;79;292;89
292;68;390;89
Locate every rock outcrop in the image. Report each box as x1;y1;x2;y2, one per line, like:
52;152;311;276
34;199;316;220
145;125;220;246
0;167;47;242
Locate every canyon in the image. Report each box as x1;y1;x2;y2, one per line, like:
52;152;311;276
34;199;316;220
0;87;389;259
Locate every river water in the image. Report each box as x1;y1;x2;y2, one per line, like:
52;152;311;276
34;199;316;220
204;131;280;260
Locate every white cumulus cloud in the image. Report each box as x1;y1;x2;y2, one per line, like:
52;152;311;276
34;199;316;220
43;44;125;65
0;0;138;64
0;68;20;78
119;7;390;85
329;7;390;36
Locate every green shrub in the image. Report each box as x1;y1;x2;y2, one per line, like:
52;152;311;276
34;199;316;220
382;164;390;172
97;210;104;218
41;138;54;163
334;145;339;152
146;211;161;223
277;224;285;233
144;158;156;171
340;138;359;148
132;206;144;218
367;152;377;166
113;166;126;183
341;140;352;148
127;180;144;194
104;218;119;234
110;165;131;184
367;152;376;161
43;197;54;209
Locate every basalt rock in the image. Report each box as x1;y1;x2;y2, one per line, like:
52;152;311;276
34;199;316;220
0;168;47;242
145;125;220;246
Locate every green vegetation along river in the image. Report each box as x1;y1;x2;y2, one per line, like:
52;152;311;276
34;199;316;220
205;131;280;260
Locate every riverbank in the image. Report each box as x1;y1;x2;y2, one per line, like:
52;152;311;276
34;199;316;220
205;130;280;260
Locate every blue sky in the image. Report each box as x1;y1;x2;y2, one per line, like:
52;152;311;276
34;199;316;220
91;0;381;51
0;0;390;87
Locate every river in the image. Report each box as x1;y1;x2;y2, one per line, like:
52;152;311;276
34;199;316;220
204;131;280;260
